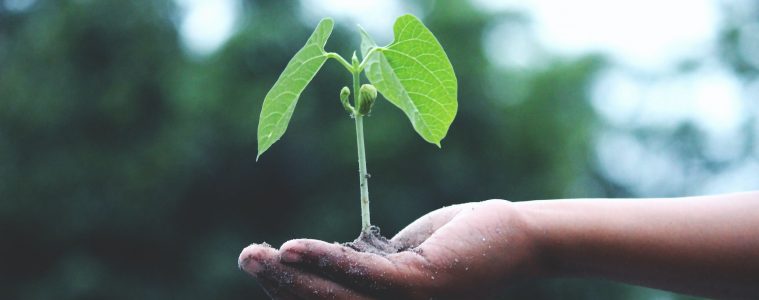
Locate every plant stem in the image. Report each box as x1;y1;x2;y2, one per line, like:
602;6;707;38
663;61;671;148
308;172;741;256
352;70;371;233
325;52;353;72
356;47;384;72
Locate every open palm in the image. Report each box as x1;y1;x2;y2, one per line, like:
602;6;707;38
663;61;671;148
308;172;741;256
239;200;539;299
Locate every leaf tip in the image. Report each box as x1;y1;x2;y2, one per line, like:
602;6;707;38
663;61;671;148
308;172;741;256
318;17;335;34
256;141;270;162
357;24;371;38
256;150;264;162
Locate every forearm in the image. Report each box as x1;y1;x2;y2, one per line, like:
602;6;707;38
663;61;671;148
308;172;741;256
516;192;759;299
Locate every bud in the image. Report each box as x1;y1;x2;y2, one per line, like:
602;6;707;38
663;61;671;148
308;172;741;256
351;51;360;67
339;86;354;115
340;86;350;103
357;84;377;116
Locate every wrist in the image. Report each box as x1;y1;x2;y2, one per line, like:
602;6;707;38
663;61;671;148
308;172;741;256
513;200;572;278
481;200;555;280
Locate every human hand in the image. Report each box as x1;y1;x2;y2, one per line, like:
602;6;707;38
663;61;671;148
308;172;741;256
239;200;544;299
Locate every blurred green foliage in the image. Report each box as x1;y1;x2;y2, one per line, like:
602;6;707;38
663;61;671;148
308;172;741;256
0;0;748;299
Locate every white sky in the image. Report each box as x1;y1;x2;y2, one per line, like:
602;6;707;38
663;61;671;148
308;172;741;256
176;0;240;56
299;0;407;44
476;0;720;71
174;0;408;55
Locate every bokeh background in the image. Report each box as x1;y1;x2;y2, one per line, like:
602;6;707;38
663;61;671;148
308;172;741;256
1;0;758;299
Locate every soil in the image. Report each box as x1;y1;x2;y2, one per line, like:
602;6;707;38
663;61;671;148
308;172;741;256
343;225;402;256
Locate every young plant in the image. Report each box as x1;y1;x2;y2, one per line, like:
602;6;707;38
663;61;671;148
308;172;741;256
257;14;457;235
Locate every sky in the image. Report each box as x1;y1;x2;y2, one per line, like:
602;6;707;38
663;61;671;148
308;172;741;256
175;0;759;196
175;0;240;56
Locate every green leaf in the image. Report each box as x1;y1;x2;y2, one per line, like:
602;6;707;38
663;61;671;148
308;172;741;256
257;18;334;160
360;14;457;146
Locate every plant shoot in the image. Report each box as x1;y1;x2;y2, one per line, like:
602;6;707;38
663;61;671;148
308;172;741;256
256;14;458;234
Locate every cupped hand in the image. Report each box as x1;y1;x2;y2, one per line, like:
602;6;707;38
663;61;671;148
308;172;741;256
239;200;543;299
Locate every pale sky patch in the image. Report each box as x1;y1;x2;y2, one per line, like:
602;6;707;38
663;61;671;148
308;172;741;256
299;0;408;46
176;0;241;56
474;0;720;72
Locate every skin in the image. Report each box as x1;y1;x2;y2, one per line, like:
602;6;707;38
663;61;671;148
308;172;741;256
239;192;759;299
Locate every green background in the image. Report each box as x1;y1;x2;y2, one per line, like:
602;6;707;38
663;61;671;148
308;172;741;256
1;0;755;299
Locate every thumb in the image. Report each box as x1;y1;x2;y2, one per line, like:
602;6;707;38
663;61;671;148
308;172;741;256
391;203;469;249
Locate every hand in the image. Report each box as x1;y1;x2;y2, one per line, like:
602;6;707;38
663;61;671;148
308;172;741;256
239;200;544;299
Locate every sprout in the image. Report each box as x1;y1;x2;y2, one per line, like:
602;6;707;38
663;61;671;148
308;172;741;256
340;86;353;114
357;84;377;116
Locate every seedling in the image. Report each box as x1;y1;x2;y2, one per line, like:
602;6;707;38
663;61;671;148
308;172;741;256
257;14;457;238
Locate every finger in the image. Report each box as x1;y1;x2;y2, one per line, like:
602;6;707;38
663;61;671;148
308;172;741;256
257;276;301;300
279;239;427;292
260;258;371;300
281;269;370;300
239;244;369;299
239;243;278;277
239;244;300;299
391;203;470;249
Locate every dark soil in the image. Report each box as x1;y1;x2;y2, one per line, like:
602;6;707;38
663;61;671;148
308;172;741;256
343;225;401;256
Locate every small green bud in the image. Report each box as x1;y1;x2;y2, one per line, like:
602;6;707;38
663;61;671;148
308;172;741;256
339;86;353;114
351;51;359;67
340;86;350;102
357;84;377;116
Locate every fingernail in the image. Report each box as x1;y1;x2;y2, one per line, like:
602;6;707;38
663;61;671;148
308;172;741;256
280;250;301;263
239;256;264;274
